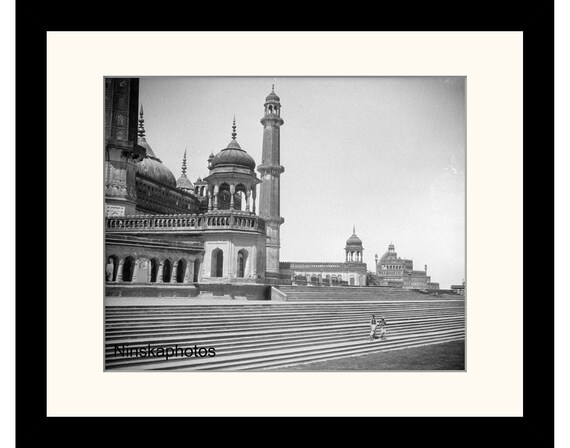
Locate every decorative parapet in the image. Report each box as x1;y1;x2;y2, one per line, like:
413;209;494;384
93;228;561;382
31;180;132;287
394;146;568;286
106;211;266;233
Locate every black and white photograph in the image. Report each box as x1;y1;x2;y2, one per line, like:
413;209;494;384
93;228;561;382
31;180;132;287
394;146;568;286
104;76;466;371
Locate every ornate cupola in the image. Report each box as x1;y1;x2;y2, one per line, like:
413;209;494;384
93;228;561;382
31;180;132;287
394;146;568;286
345;225;364;262
203;118;260;213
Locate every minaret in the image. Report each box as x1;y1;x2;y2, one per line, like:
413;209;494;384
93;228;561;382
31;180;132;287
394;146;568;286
258;85;285;274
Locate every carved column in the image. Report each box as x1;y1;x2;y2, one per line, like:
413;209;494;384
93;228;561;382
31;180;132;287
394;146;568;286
252;188;256;214
230;184;235;210
116;260;125;282
185;260;193;284
171;261;178;283
246;188;251;212
207;189;212;211
157;261;164;283
213;185;219;210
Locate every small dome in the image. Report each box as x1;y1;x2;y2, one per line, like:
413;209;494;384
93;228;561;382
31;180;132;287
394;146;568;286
177;173;194;191
211;118;257;170
265;85;280;102
211;144;256;170
346;233;363;246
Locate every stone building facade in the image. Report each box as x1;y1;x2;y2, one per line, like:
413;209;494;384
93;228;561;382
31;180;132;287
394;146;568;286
104;78;280;285
374;243;439;290
280;228;368;286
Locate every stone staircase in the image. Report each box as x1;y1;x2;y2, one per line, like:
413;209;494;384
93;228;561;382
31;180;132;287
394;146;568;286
105;291;465;371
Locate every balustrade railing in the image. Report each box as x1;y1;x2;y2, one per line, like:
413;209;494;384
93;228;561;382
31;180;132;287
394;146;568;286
106;211;265;233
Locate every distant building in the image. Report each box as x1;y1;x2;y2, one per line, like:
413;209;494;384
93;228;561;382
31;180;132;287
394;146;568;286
373;243;439;290
451;280;466;295
280;227;368;286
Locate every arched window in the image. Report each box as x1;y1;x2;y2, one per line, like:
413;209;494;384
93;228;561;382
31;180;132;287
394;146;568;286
350;277;355;286
211;249;223;277
162;259;172;282
237;249;248;278
218;184;231;210
149;258;159;283
176;259;187;283
235;184;247;211
193;259;201;282
122;256;135;282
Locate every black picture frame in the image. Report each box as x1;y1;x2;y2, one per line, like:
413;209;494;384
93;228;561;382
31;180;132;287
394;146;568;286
17;1;553;445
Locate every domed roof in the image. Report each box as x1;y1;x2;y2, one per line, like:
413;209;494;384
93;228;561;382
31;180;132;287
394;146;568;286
135;105;177;188
346;226;363;246
265;85;280;102
177;174;194;190
211;145;256;170
210;118;256;170
379;243;398;262
137;156;177;188
176;149;194;191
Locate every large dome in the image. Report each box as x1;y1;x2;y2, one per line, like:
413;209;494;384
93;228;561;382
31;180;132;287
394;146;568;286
136;106;177;188
379;243;398;263
136;136;177;188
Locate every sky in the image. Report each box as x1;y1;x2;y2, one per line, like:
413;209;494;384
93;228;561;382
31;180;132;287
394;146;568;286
137;76;465;289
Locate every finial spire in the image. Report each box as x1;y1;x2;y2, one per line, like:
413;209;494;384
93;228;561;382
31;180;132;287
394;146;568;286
231;116;237;140
353;224;356;234
138;104;145;138
181;148;187;175
272;84;275;93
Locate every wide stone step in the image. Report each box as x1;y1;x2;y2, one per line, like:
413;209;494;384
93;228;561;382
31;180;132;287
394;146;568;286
105;321;465;369
104;298;465;370
105;317;465;357
112;329;465;371
105;314;464;340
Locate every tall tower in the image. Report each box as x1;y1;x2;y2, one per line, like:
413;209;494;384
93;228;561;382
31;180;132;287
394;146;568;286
258;86;285;274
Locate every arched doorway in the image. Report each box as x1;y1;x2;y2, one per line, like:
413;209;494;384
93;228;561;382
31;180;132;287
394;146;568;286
176;259;187;283
211;249;223;277
237;249;248;278
193;259;201;282
162;259;172;282
149;258;158;283
122;256;135;282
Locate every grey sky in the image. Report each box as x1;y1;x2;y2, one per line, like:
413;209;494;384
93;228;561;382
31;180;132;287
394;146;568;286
138;76;465;288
